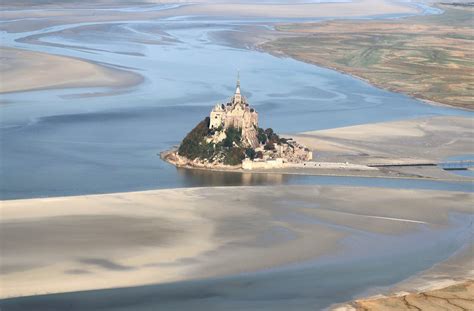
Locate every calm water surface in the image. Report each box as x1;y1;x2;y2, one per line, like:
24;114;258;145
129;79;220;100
1;13;472;199
0;4;473;310
1;213;472;310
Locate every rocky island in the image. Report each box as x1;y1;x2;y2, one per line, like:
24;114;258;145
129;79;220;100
162;76;312;170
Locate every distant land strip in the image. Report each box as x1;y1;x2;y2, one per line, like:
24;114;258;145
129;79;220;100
260;4;474;110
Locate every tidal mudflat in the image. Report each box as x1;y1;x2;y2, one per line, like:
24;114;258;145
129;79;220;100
0;47;142;93
284;116;474;180
0;1;473;310
1;1;472;200
1;185;472;310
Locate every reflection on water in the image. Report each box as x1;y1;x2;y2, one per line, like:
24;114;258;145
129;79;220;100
177;168;287;187
0;6;473;199
0;4;472;311
176;167;474;192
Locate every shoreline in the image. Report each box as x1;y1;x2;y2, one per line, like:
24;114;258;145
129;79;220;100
268;51;472;112
162;151;472;183
331;241;474;310
254;4;474;111
161;116;474;184
333;280;474;310
273;52;473;112
1;115;471;201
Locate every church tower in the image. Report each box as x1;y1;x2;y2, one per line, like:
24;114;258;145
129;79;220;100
233;72;242;104
208;73;259;148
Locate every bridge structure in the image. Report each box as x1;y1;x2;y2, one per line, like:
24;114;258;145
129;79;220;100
367;160;474;171
438;160;474;171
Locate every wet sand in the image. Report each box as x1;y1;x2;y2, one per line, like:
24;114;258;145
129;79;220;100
0;47;143;93
332;241;474;310
0;0;422;38
1;185;472;299
172;116;473;181
336;281;474;310
171;0;417;18
296;116;473;163
0;0;419;96
283;116;474;180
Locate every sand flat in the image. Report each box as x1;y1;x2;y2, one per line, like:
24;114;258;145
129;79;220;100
292;116;474;164
171;0;417;18
334;280;474;310
0;47;142;93
0;0;418;33
1;185;472;298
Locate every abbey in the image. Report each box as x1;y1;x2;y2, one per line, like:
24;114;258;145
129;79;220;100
209;76;260;148
165;74;313;169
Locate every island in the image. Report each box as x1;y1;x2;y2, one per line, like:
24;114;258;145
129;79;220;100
162;75;313;170
161;76;473;179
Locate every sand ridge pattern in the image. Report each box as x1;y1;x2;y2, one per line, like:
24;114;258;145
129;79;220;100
344;281;474;310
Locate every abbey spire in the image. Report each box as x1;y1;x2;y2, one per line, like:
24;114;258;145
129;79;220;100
209;73;259;148
233;72;242;104
235;71;241;95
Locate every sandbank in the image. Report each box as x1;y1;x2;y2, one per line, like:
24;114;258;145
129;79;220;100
296;116;473;163
0;0;419;33
283;116;474;180
171;0;417;18
0;47;143;93
1;185;472;298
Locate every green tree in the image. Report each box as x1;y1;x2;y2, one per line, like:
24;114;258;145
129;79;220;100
264;142;275;151
224;147;245;165
245;148;256;160
223;127;242;148
257;127;267;144
178;117;211;160
264;128;274;137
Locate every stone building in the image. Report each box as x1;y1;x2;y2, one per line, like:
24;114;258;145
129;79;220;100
209;76;259;148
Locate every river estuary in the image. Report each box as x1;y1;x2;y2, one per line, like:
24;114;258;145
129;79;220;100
0;2;472;310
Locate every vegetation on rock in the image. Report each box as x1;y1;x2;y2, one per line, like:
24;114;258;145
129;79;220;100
178;118;286;166
178;117;212;160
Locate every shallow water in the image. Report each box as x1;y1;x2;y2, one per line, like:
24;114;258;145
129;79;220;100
0;4;473;309
441;154;474;178
1;212;472;310
0;12;472;200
